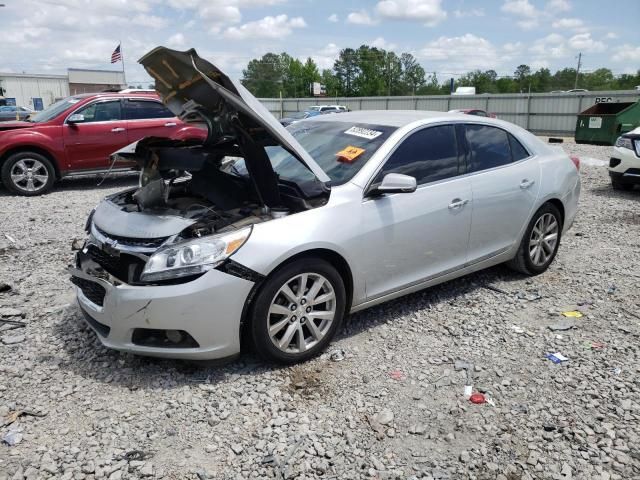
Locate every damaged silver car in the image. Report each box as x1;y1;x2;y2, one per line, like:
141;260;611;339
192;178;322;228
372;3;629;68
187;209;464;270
70;47;580;364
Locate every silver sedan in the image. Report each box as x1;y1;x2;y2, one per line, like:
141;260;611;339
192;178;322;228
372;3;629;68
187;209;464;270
70;47;581;364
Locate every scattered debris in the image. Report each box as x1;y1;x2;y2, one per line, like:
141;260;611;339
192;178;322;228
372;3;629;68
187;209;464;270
469;393;486;404
464;385;473;399
329;349;345;362
607;285;617;295
1;430;23;446
372;409;394;426
612;367;622;376
0;282;12;293
71;238;84;251
548;320;577;331
546;352;569;364
2;409;47;427
511;325;525;334
483;284;509;295
561;311;583;318
388;369;406;381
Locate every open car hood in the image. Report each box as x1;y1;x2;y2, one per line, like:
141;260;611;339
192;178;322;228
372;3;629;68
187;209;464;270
138;47;330;185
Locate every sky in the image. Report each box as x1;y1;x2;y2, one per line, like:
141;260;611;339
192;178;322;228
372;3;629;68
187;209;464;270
1;0;638;86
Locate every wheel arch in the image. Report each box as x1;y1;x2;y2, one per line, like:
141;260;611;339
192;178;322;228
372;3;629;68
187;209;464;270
0;146;62;179
238;248;354;346
544;198;565;228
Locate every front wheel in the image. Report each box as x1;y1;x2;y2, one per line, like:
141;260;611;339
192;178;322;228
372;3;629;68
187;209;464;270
249;258;346;364
1;152;56;196
507;203;562;275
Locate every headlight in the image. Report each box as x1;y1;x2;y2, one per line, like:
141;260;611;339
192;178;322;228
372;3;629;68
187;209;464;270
615;136;633;150
140;227;251;282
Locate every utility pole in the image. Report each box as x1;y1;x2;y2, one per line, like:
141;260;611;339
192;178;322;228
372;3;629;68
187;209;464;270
574;52;582;89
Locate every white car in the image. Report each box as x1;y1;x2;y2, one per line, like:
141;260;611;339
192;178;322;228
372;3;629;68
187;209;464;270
308;105;348;113
609;127;640;190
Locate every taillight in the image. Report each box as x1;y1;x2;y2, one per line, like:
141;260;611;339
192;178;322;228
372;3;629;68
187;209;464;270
570;155;580;171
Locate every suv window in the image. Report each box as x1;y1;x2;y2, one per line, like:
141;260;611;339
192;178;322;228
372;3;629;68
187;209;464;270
73;100;122;123
464;124;512;172
374;125;460;185
125;100;174;120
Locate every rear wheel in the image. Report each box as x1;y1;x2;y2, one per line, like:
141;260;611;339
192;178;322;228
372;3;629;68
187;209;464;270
249;258;346;364
1;151;55;195
508;203;562;275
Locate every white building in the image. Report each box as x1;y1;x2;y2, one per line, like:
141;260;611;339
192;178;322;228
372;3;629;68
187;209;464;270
0;69;126;110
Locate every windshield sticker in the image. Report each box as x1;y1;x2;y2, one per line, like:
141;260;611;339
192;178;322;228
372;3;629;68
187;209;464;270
344;126;383;140
336;145;365;162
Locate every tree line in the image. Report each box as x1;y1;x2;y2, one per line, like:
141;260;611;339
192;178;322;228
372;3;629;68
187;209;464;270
241;45;640;98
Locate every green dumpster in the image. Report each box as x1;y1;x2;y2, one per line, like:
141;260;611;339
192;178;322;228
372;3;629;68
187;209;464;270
575;100;640;145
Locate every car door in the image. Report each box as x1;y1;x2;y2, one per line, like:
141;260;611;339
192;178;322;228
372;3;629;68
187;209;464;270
63;99;128;170
123;98;179;143
357;124;473;300
462;123;541;263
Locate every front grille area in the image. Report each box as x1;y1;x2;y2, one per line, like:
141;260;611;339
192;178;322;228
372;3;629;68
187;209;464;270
95;226;168;249
86;245;146;283
71;276;106;307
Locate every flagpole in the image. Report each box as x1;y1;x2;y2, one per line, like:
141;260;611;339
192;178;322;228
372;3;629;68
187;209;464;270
120;40;126;87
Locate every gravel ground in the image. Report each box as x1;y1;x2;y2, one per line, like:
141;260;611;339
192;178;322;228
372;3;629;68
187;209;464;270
1;142;639;480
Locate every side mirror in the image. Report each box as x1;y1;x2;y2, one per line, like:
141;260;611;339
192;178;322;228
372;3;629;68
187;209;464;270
369;173;417;196
67;113;85;124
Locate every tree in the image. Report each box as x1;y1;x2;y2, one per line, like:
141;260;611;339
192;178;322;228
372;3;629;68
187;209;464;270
400;53;426;95
333;48;359;96
514;64;532;92
241;53;283;97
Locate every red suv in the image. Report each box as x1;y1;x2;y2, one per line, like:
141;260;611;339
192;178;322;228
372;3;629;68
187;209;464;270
0;91;206;195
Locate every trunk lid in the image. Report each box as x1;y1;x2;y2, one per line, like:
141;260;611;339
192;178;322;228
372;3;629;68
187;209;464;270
138;47;330;187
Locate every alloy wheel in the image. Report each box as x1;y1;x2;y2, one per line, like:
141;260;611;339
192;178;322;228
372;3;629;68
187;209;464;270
528;212;559;266
10;159;49;193
267;273;337;354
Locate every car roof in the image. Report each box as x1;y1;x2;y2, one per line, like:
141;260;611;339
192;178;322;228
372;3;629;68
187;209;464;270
70;92;159;100
304;110;467;127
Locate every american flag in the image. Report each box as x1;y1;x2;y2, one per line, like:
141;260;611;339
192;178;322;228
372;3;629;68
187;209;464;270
110;44;122;64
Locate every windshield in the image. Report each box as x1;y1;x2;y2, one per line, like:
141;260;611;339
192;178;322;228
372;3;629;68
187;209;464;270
288;111;308;120
271;121;396;185
227;120;396;187
28;96;83;123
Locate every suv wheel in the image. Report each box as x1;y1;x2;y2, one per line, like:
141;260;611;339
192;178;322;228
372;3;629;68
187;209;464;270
249;258;346;364
508;203;562;276
1;152;56;196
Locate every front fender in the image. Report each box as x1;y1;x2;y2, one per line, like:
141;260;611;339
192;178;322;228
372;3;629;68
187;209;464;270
0;127;65;169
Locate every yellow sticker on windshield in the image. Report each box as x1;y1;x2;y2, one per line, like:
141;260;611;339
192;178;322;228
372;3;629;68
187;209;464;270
336;145;365;162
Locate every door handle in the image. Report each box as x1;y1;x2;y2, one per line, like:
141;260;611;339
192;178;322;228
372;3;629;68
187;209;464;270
448;198;469;210
164;122;177;127
520;179;535;189
111;127;125;133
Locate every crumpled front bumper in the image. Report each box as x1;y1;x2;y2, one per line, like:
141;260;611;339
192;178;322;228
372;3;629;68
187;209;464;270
69;252;255;360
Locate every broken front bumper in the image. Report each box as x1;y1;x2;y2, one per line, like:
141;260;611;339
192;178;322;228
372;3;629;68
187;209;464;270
69;253;255;360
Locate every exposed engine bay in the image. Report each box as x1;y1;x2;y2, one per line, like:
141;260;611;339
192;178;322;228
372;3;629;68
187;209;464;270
103;136;328;242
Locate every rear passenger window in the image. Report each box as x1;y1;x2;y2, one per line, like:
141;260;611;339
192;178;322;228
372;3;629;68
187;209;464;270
464;124;512;172
509;134;530;161
125;100;174;120
375;125;459;185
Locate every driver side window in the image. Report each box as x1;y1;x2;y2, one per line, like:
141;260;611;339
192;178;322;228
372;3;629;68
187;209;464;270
72;101;122;123
374;125;460;186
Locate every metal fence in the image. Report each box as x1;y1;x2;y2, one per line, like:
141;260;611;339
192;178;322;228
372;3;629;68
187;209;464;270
259;90;640;136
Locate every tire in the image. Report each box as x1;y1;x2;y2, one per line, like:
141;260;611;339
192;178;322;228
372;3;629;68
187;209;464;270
249;258;346;364
507;203;562;276
611;180;634;191
1;151;56;196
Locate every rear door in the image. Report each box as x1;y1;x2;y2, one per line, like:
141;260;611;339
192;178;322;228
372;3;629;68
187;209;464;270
123;98;179;143
357;124;473;300
63;99;128;170
463;123;541;263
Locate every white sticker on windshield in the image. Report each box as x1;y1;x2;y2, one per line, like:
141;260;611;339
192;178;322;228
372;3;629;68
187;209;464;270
344;126;383;140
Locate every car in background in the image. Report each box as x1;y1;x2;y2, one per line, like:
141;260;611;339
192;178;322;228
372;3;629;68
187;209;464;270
70;46;581;365
609;128;640;190
0;91;206;195
0;105;33;121
279;110;323;127
566;89;589;93
448;108;497;118
308;105;348;113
